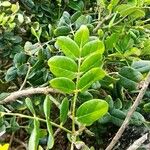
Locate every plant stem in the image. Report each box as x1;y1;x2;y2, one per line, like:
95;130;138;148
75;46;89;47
71;92;78;150
19;63;31;91
71;57;82;150
103;16;127;29
70;24;75;36
2;112;71;134
93;13;113;33
0;87;60;104
49;95;60;108
72;92;78;133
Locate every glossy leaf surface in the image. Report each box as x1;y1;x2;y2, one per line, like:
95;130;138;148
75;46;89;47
50;77;75;93
76;99;108;126
60;98;69;124
81;39;105;57
56;36;80;59
77;68;106;92
48;56;77;79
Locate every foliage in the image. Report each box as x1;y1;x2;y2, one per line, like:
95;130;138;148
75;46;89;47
0;0;150;149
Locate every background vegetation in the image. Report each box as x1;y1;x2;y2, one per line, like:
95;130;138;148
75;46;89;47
0;0;150;149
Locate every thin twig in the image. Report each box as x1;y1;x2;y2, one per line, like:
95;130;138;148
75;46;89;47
0;87;60;104
9;118;20;149
54;128;61;137
105;72;150;150
9;132;15;149
93;13;113;33
2;112;71;134
19;64;31;91
103;16;127;29
13;137;27;149
127;133;148;150
16;145;26;150
49;95;60;107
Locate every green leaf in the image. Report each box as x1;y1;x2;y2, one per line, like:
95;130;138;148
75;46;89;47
144;102;150;113
119;66;143;82
114;98;122;109
48;56;77;79
115;4;145;18
145;0;150;4
13;53;27;68
43;95;51;119
43;96;54;149
141;39;150;56
105;33;119;50
115;34;134;53
11;3;19;13
76;99;108;126
108;0;119;12
119;66;143;91
105;95;114;110
99;75;117;87
31;27;38;40
75;15;92;29
25;97;35;115
54;26;71;36
110;0;119;6
108;13;117;28
119;76;137;91
77;68;106;92
130;9;145;19
115;4;134;16
71;11;81;23
17;64;28;76
60;98;69;124
10;35;22;44
81;39;105;57
0;93;10;101
18;13;24;24
1;1;11;7
124;47;141;57
123;110;145;125
37;27;42;39
130;111;145;125
131;60;150;73
97;0;105;8
5;67;17;82
56;36;80;60
46;120;54;149
92;81;101;89
28;119;40;150
10;116;20;131
80;52;102;72
50;77;75;93
127;0;138;6
74;25;89;47
137;0;144;7
110;115;123;126
68;0;84;11
111;109;126;120
78;91;93;103
98;113;111;124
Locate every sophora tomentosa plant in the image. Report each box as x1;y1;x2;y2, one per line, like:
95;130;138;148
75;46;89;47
48;25;108;150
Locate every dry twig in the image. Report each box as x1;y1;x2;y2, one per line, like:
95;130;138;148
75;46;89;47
105;72;150;150
127;133;148;150
0;87;60;104
93;13;113;33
